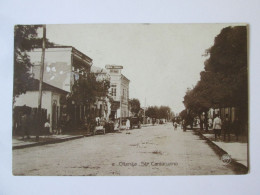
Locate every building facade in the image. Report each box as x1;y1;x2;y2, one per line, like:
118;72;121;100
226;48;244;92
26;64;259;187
14;46;93;132
105;65;130;120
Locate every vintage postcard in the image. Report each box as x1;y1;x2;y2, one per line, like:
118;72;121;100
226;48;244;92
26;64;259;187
12;24;249;176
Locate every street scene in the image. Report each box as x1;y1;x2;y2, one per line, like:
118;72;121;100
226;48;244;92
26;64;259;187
12;24;249;176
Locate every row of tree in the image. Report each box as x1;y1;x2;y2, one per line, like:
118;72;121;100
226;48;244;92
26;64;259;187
145;106;172;120
182;26;248;131
129;99;173;121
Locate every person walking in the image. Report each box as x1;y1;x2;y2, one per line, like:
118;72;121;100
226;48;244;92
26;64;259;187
21;113;30;139
222;114;231;141
126;119;130;130
232;117;241;141
173;122;178;130
182;119;186;131
213;114;222;141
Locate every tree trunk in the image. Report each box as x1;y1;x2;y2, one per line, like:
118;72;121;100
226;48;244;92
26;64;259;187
199;114;203;131
205;111;209;131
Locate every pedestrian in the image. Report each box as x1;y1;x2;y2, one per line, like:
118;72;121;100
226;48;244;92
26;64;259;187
232;117;240;141
115;120;120;130
222;114;231;141
44;120;51;134
213;114;222;141
208;118;213;129
182;119;186;131
174;122;178;130
126;119;130;130
21;113;30;139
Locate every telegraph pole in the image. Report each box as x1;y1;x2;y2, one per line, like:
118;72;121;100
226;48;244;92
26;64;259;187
119;75;122;129
36;25;46;141
119;95;122;130
143;98;146;124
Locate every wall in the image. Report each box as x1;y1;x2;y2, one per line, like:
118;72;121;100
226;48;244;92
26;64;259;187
28;48;72;92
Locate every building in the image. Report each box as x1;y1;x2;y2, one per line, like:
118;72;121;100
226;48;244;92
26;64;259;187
29;46;92;93
14;46;93;132
13;79;68;134
105;65;130;121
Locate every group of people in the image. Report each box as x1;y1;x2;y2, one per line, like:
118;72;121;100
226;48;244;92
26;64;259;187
114;119;131;130
213;114;241;141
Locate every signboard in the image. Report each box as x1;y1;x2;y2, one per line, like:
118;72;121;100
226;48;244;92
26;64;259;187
105;65;123;69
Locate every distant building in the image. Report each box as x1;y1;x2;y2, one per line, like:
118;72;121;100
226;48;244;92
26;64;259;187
105;65;130;120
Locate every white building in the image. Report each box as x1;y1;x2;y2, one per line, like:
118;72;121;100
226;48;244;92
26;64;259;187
14;46;93;132
105;65;130;120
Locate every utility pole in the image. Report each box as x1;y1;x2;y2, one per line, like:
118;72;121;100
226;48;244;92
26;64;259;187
120;95;122;128
37;25;46;141
143;98;146;124
119;75;122;129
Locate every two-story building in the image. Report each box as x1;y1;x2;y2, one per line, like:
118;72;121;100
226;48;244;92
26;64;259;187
14;46;93;133
105;65;130;121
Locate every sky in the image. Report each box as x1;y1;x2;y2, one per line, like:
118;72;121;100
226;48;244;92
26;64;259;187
45;24;230;113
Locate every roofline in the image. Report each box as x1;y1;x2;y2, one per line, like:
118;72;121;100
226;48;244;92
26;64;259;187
28;78;69;94
121;74;130;82
72;47;93;62
32;46;93;63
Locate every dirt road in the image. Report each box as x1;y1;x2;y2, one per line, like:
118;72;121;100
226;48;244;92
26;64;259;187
13;123;236;176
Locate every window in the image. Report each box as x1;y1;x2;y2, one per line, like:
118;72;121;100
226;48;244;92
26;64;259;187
111;84;117;97
110;69;119;74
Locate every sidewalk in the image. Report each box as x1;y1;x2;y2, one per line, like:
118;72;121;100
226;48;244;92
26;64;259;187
196;129;248;168
13;134;84;150
12;124;157;149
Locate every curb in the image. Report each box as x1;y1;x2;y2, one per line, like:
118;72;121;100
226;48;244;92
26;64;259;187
13;135;84;150
195;130;248;174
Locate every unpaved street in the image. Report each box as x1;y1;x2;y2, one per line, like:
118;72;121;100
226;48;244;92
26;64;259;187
13;123;236;176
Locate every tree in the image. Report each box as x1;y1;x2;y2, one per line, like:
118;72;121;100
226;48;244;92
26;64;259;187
145;105;171;120
183;26;248;130
129;98;141;116
146;106;159;119
158;106;171;119
204;26;248;123
65;72;111;126
14;25;54;100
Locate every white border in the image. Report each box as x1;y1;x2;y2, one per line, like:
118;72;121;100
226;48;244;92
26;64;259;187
1;0;260;194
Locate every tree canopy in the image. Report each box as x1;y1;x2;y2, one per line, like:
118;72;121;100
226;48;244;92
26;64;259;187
14;25;54;99
67;72;110;105
129;98;141;116
183;26;248;122
146;105;171;119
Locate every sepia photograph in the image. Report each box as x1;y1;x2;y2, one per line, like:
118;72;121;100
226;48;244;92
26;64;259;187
12;24;249;176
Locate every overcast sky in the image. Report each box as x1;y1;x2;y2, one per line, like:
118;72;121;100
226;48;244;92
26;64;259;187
45;24;230;113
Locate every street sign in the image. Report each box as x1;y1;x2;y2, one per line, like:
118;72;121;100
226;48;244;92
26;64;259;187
105;65;123;69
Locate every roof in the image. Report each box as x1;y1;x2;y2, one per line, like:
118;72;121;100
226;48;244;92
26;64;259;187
26;78;69;95
32;45;93;63
121;74;130;82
